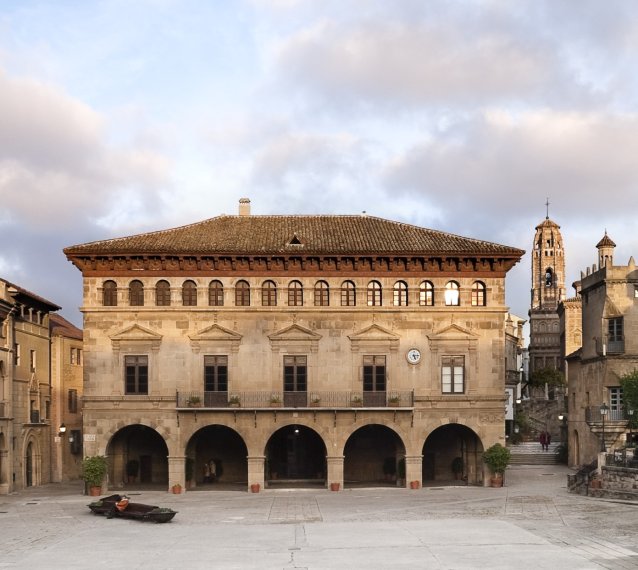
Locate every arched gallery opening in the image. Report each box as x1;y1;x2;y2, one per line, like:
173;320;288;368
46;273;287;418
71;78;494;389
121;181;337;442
107;424;168;488
422;424;483;486
344;424;405;487
186;425;248;489
265;425;326;487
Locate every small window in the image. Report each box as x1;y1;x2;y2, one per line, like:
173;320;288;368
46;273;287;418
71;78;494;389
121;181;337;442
471;281;486;306
68;389;78;413
288;281;303;307
262;281;277;307
70;347;82;365
30;349;36;372
442;356;464;393
341;281;356;306
393;281;408;306
182;280;197;306
545;268;553;287
419;281;434;306
14;343;20;366
235;281;250;306
609;387;623;411
314;281;329;306
367;281;382;306
129;280;144;306
209;281;224;306
608;317;623;342
204;355;228;392
444;281;460;306
103;280;118;306
156;280;171;306
125;355;148;395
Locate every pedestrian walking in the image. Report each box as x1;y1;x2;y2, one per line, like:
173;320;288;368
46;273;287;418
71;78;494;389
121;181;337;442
546;431;551;450
539;431;547;451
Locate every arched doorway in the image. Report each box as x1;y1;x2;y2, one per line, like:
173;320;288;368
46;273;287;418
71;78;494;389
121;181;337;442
344;424;405;487
265;425;326;487
186;425;248;489
25;442;34;487
107;425;168;488
422;424;483;485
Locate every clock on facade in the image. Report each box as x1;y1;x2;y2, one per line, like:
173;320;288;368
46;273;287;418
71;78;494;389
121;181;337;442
406;348;421;365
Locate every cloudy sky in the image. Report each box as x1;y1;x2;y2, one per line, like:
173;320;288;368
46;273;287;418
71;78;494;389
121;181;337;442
2;0;638;329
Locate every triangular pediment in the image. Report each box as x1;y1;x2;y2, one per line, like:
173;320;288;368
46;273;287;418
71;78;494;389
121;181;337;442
110;324;163;342
603;297;622;318
429;323;478;341
190;324;242;342
269;323;322;342
348;324;400;342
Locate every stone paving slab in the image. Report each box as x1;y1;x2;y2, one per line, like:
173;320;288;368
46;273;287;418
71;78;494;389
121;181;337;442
0;465;637;569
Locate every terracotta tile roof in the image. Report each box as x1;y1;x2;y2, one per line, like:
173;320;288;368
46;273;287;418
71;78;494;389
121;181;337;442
1;277;61;311
50;313;83;340
596;232;616;248
64;215;524;258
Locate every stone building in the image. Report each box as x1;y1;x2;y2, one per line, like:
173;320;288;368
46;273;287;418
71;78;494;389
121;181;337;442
64;200;524;491
0;278;60;494
528;215;566;377
565;233;637;467
50;314;84;482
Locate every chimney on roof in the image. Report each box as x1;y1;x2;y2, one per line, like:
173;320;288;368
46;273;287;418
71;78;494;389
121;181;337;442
239;198;251;216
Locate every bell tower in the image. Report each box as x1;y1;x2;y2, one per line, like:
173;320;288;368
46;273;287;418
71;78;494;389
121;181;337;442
528;202;565;376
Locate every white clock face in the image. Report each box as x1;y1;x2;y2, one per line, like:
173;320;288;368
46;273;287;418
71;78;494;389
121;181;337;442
407;349;421;364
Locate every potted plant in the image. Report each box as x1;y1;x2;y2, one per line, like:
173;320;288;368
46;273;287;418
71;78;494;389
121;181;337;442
310;396;321;407
187;395;201;407
82;455;108;496
388;395;401;407
126;458;139;483
350;395;362;407
171;482;182;494
451;456;463;480
270;394;282;407
228;394;241;407
482;443;511;487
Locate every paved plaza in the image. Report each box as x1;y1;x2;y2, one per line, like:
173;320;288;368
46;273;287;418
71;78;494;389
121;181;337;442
1;465;637;569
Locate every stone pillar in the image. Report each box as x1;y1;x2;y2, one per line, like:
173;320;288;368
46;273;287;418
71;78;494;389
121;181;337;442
247;455;265;492
168;455;186;491
404;455;422;488
326;455;344;490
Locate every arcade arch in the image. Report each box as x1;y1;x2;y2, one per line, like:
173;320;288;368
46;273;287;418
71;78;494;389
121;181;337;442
265;425;326;486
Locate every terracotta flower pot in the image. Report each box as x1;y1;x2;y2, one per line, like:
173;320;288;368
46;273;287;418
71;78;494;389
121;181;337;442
410;480;420;489
250;483;260;493
172;484;182;494
330;482;340;492
89;486;102;496
490;475;503;488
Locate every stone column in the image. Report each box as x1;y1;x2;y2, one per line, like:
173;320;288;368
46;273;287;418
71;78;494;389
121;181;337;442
326;455;344;491
404;455;423;488
168;455;186;492
247;455;265;492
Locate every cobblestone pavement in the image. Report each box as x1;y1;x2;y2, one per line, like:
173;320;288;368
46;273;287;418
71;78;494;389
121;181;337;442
0;465;636;569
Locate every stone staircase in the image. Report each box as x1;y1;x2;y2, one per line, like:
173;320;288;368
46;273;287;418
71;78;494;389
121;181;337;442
508;442;561;465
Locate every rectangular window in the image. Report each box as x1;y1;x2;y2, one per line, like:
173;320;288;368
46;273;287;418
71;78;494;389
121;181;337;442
607;317;623;342
70;347;77;365
284;356;307;392
363;355;386;392
68;389;78;413
125;355;148;395
204;356;228;392
30;349;36;372
442;356;465;393
609;387;623;411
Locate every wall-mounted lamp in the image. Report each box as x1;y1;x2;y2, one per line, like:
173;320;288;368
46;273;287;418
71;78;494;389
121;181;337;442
58;423;67;437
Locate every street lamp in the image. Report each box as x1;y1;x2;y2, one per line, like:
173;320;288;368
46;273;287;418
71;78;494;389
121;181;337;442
628;408;634;447
58;423;66;437
600;403;609;452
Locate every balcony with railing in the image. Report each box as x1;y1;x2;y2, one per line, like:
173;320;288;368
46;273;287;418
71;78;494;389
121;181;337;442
176;390;414;409
595;337;625;355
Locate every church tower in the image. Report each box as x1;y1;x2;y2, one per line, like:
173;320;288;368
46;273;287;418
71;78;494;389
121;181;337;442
528;206;566;376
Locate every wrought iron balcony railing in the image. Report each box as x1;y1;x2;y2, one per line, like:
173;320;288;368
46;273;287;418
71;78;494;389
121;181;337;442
585;406;628;423
176;390;414;409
